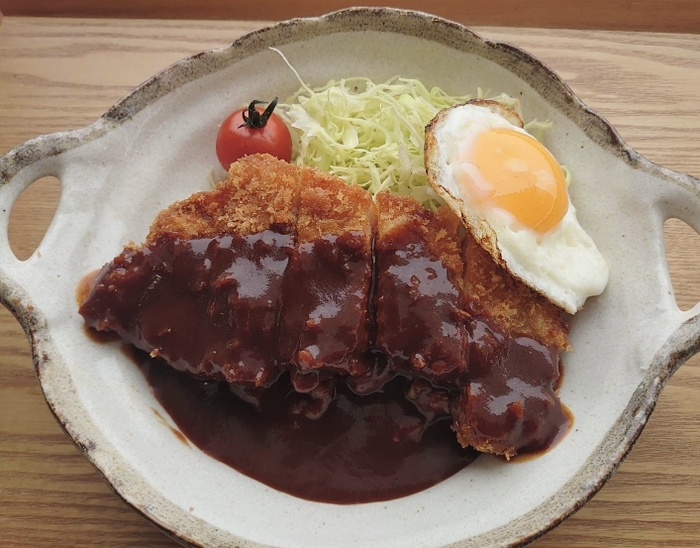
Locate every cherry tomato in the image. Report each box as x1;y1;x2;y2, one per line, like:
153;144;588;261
216;97;292;169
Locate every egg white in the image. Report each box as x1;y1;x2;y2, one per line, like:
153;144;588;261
425;101;609;314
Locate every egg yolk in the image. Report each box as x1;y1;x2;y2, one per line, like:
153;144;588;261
458;128;568;233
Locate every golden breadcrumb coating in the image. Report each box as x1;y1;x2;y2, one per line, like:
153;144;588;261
463;236;571;351
147;154;302;242
375;192;464;282
297;167;374;243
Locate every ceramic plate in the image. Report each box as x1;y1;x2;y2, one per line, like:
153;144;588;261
2;8;700;548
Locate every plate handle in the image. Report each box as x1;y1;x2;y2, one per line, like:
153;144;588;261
655;168;700;367
0;133;68;282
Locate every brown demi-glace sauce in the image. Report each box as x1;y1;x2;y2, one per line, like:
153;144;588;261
79;227;571;504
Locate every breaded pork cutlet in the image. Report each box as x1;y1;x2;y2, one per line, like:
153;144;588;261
279;168;375;418
280;168;374;374
80;153;572;457
374;192;469;382
80;154;302;388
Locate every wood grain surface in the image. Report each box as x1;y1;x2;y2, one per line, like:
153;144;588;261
1;16;699;548
3;0;700;33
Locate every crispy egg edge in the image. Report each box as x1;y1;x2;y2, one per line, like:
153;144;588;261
424;99;578;314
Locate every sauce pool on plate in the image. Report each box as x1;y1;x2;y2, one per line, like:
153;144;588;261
128;346;477;504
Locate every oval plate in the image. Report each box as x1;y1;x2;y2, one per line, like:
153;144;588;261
2;8;700;548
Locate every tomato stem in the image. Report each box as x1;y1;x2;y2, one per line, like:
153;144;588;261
239;97;279;129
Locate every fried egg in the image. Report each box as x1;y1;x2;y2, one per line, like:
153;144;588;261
424;99;608;314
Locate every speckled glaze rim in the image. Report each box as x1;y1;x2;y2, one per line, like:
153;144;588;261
2;8;700;548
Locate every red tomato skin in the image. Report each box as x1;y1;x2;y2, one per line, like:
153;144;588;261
216;107;292;169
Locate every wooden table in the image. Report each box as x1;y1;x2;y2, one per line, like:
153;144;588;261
4;0;700;33
1;16;699;548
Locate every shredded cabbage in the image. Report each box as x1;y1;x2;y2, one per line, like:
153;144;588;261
224;48;565;207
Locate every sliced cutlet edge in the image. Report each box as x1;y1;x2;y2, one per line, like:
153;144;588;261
280;166;374;376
